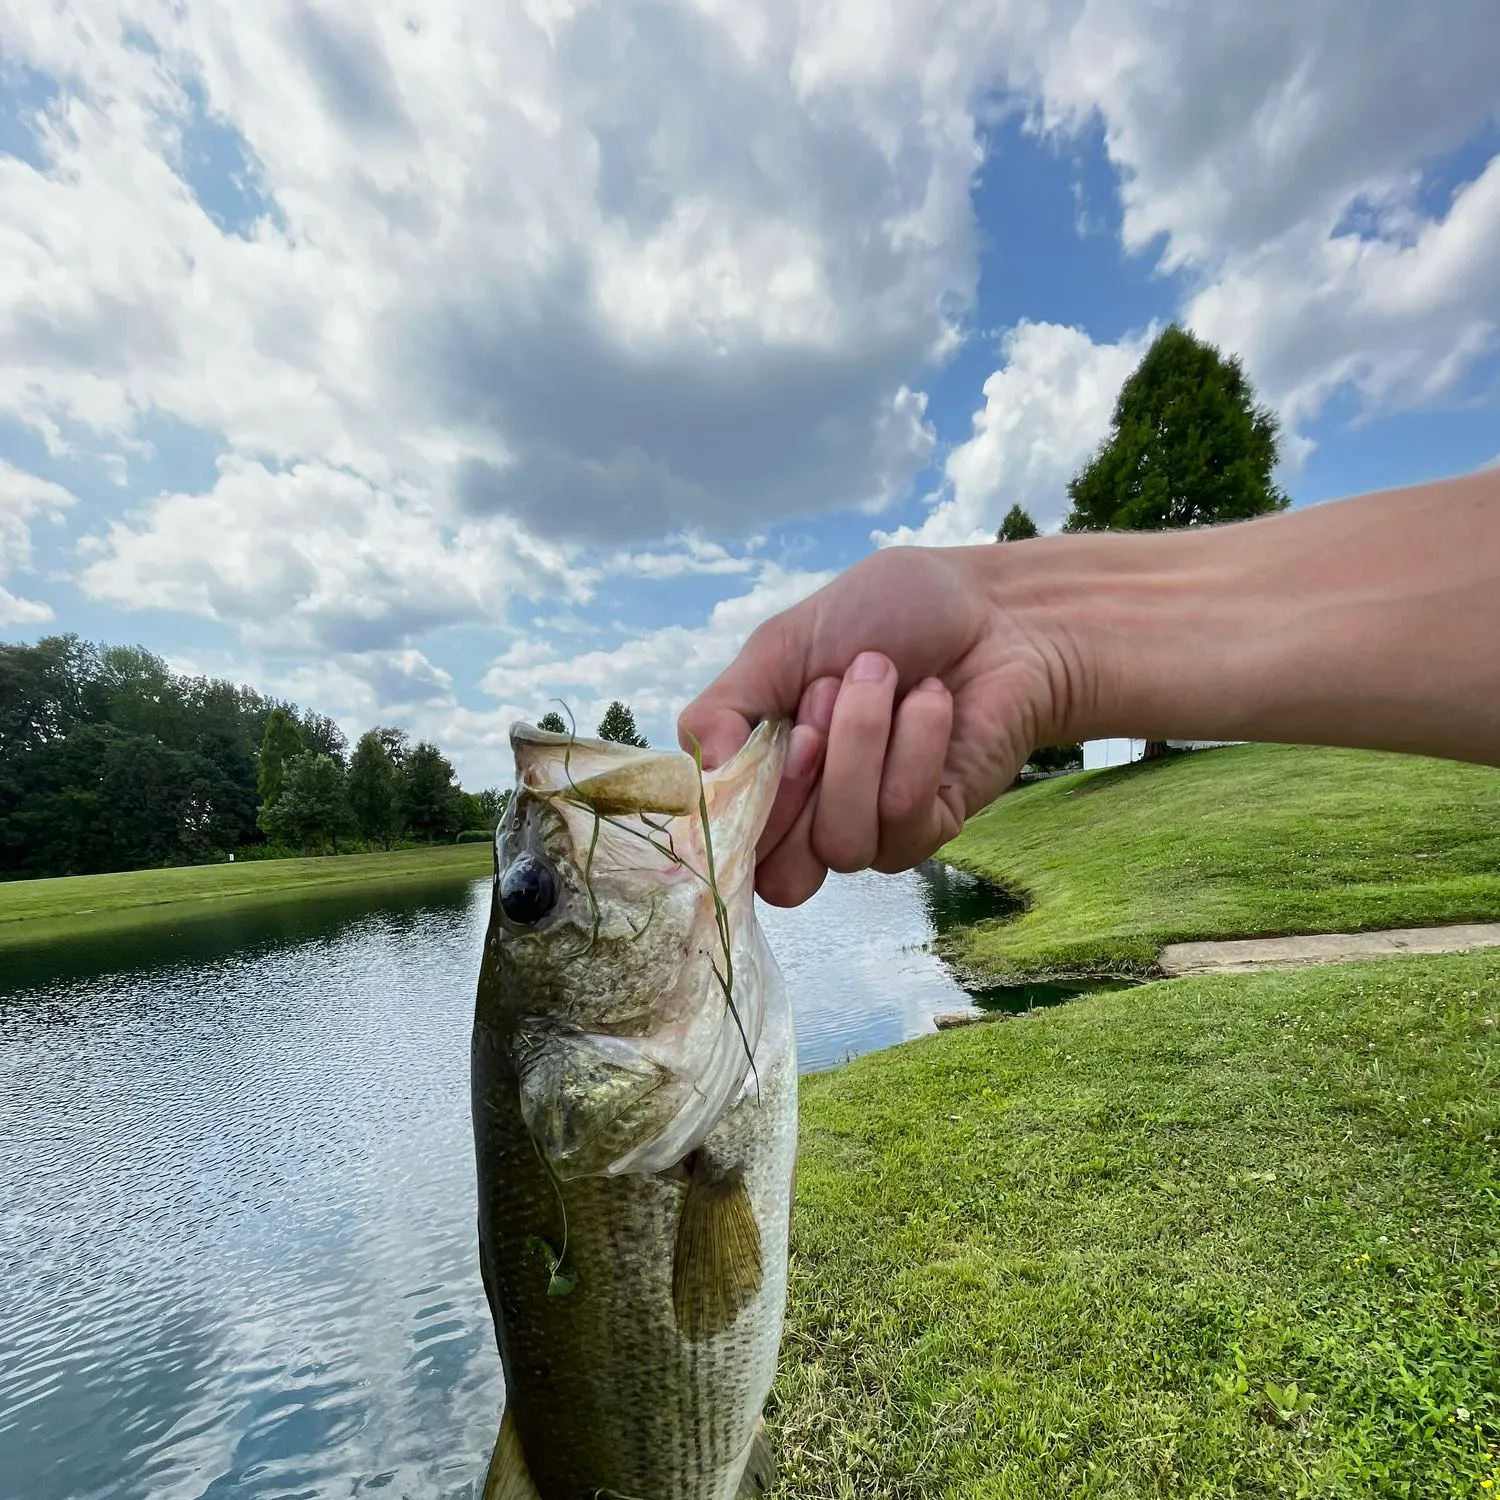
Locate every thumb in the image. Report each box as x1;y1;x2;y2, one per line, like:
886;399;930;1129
678;614;809;770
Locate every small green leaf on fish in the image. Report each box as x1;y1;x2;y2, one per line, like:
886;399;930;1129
524;1235;576;1297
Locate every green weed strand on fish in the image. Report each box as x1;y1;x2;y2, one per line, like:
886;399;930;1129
526;1131;576;1296
686;731;759;1101
536;708;758;1087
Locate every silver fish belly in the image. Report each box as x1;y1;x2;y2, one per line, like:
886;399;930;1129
472;721;794;1500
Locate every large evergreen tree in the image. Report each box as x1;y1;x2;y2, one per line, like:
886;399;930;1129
1064;325;1289;533
347;729;399;848
536;711;568;734
995;504;1040;542
596;701;648;747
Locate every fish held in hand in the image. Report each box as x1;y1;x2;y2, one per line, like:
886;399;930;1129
472;718;795;1500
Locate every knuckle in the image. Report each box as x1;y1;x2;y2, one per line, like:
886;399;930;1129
815;822;875;875
878;779;922;826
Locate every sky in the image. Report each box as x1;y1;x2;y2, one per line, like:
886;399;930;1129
1;1;1497;790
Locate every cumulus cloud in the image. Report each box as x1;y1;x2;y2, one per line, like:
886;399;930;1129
601;536;760;581
876;321;1150;546
0;459;75;625
1187;153;1500;424
0;0;1012;584
76;454;582;652
1028;0;1500;267
480;563;833;746
3;0;1497;744
1024;1;1500;417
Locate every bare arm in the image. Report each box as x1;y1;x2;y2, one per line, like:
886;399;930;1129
1042;467;1500;764
680;469;1500;906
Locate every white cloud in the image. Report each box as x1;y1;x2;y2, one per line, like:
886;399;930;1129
0;459;75;625
76;454;582;652
601;535;759;581
1187;153;1500;424
875;321;1150;546
1027;1;1500;268
0;0;1017;594
480;562;833;749
1023;2;1500;420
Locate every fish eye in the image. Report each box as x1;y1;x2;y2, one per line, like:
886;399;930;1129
499;854;558;926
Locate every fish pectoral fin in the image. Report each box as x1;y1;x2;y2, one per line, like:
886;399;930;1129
482;1409;542;1500
672;1165;763;1339
735;1417;775;1497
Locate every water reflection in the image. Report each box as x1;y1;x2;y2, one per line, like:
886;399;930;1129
0;858;1062;1500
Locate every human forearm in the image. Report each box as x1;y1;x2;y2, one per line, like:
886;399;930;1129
680;467;1500;905
983;470;1500;766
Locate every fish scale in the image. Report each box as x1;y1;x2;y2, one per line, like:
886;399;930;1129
472;722;795;1500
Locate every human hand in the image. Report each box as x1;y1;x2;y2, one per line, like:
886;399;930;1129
678;545;1071;906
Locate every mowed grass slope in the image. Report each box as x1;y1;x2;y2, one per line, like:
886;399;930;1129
940;744;1500;979
779;952;1500;1498
0;842;492;952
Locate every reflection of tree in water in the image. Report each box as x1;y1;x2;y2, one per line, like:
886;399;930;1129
3;879;483;995
912;859;1024;938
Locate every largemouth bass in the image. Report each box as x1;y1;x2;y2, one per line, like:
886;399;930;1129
472;718;795;1500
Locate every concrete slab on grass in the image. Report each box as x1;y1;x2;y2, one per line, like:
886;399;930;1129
1159;923;1500;977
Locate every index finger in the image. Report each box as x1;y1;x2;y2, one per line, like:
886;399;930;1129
678;613;809;770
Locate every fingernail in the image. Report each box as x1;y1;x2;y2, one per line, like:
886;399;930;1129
914;677;947;695
786;723;821;779
847;652;890;684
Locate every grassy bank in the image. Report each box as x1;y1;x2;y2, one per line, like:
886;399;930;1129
779;951;1500;1497
940;744;1500;980
0;842;492;953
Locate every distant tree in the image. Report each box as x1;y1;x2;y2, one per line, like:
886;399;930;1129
259;753;350;854
94;645;190;747
193;726;260;849
374;725;409;765
299;712;349;767
474;787;512;830
995;504;1040;542
347;729;399;848
398;741;465;842
0;634;95;755
596;701;648;747
257;708;305;808
0;636;275;875
536;711;568;734
1064;324;1289;535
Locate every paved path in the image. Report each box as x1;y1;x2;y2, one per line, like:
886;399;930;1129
1158;922;1500;977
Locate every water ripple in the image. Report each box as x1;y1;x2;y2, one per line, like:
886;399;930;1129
2;864;1006;1498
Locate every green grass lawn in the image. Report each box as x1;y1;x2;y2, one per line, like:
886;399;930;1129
780;951;1500;1498
939;744;1500;980
0;842;492;953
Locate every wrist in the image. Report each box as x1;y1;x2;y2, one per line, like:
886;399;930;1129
970;524;1269;748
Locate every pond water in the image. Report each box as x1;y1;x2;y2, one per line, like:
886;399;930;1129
0;861;1088;1500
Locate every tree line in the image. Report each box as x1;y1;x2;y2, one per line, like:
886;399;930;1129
0;635;507;879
